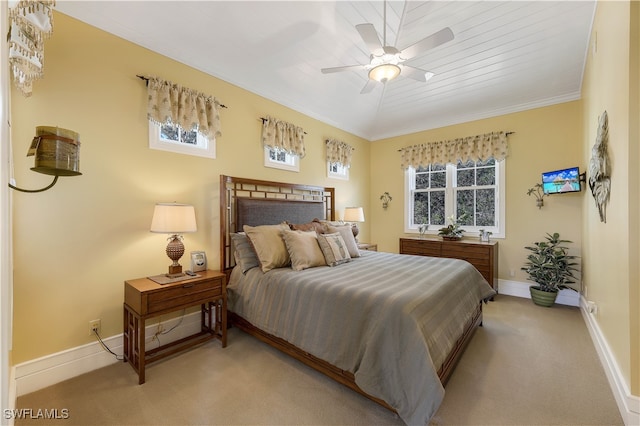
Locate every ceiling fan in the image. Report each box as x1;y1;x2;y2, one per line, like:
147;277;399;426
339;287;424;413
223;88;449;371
321;1;454;94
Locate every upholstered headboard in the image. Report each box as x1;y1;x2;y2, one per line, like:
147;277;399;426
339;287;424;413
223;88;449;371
219;175;335;273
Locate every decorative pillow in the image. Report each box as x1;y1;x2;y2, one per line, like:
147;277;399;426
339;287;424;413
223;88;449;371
282;230;326;271
317;232;351;266
288;218;328;234
243;223;290;272
230;232;260;274
327;225;360;258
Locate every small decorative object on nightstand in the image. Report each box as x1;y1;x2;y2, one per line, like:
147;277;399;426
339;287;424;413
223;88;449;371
357;242;377;251
150;202;197;278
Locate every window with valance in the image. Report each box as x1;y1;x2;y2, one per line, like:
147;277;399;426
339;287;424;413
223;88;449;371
399;131;508;169
146;76;222;140
326;139;353;180
402;131;510;238
261;116;305;158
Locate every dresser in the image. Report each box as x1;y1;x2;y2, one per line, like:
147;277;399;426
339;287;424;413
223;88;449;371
399;237;498;291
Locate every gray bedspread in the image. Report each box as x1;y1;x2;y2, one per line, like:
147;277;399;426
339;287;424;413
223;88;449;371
227;250;496;425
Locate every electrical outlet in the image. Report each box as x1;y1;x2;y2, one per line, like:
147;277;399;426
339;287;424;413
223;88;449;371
89;319;101;335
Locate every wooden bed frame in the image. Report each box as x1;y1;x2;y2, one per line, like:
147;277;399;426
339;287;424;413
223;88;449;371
219;175;483;412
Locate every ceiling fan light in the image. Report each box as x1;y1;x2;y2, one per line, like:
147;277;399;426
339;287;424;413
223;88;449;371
368;64;401;83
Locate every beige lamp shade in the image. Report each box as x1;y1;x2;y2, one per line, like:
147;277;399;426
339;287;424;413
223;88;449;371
150;203;197;234
344;207;365;222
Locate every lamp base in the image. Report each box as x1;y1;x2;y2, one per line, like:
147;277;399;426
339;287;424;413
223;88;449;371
165;235;185;278
165;264;184;278
351;223;359;242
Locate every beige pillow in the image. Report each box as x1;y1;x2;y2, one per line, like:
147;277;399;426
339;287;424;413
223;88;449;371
282;230;326;271
243;223;290;272
317;232;351;266
327;225;360;258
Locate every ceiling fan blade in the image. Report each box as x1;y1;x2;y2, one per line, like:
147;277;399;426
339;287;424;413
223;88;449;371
401;65;435;82
360;79;378;94
321;64;365;74
400;27;454;60
356;23;383;55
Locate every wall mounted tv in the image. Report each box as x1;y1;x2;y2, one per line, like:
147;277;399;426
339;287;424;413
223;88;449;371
542;166;582;194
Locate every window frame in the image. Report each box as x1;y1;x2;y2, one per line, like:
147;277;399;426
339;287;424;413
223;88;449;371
404;159;505;238
264;147;300;172
148;121;216;159
327;161;349;180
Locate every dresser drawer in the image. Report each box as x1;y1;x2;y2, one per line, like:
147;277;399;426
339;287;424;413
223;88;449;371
400;239;441;256
147;279;222;314
442;246;491;267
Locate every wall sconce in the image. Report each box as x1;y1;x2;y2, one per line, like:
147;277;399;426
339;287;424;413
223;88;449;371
9;126;81;193
343;207;364;242
150;203;197;278
526;183;548;209
380;192;392;209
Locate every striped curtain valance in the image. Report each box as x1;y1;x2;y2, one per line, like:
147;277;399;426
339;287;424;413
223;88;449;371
400;131;509;169
146;76;222;140
325;139;354;168
261;116;305;158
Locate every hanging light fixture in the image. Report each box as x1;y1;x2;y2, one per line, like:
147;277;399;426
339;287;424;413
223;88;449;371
368;63;401;83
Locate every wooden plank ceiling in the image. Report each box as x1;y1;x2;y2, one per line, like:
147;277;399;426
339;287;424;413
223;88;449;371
55;1;596;141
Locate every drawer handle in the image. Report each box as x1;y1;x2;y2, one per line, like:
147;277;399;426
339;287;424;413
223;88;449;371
182;284;194;288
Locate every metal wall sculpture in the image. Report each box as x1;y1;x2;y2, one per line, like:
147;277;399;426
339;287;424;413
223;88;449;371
588;111;611;223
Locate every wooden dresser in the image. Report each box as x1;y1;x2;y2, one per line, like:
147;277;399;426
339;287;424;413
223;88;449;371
399;237;498;291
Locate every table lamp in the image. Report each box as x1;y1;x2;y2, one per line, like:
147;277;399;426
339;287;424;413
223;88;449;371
343;207;365;242
150;203;197;277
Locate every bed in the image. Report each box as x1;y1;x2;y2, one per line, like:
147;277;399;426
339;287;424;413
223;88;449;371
219;175;495;425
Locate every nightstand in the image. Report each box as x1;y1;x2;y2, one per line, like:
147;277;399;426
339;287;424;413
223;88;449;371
357;242;378;251
123;270;226;384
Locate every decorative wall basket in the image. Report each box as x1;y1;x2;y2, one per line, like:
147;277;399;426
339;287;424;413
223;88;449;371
29;126;81;176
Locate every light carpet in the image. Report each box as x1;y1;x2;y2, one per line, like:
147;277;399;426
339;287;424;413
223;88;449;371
15;295;623;425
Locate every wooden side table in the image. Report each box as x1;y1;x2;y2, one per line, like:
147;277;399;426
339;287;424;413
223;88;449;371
123;270;226;384
357;242;378;251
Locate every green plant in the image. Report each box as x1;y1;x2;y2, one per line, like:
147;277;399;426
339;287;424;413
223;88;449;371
521;232;579;292
380;192;392;209
438;213;468;238
526;183;548;209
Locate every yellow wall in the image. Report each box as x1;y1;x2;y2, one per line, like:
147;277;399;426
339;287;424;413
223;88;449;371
369;102;584;285
9;3;638;404
9;13;370;363
581;0;639;396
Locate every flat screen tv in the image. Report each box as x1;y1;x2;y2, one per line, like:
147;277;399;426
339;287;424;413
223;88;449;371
542;166;581;194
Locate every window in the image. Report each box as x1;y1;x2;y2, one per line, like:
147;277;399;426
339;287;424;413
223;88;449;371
149;122;215;159
327;162;349;180
405;159;505;237
264;147;299;172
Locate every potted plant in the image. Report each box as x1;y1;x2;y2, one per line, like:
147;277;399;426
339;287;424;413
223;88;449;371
521;232;579;307
438;213;468;241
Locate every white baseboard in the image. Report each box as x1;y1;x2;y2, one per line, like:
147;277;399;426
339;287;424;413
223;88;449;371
498;278;580;306
579;296;640;426
14;311;203;397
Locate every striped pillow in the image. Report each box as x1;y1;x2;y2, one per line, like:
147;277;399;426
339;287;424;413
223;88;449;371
230;232;260;274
